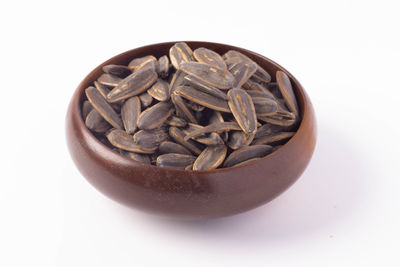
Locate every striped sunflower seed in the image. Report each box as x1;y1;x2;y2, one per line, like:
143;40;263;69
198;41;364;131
258;114;297;127
227;130;254;150
121;151;151;164
169;42;194;70
231;157;261;167
276;71;299;117
253;132;295;145
133;128;168;149
82;100;93;119
227;88;257;134
252;97;278;116
85;86;123;129
169;127;202;155
139;92;153;108
223;145;273;167
156;153;196;169
107;67;157;103
166;116;187;127
147;79;170;101
121;97;141;134
183;121;241;141
193;47;227;70
94;81;111;99
174;85;230;112
184;74;228;100
137;102;174;130
168;70;186;95
157;55;170;78
170;93;197;124
128;55;157;71
85;109;111;133
97;73;122;87
102;64;131;78
208;111;228;142
106;129;156;154
180;62;234;90
229;61;257;88
158;141;192;155
193;145;227;171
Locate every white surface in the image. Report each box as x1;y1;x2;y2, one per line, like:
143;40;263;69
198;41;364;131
1;0;399;266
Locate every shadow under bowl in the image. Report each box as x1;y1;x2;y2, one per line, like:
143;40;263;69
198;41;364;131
65;41;317;219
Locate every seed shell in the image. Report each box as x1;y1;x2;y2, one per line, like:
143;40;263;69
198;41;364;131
157;55;170;78
133;128;168;149
183;122;241;141
193;145;227;171
227;88;257;134
102;64;131;78
184;75;228;100
97;73;122;87
193;47;227;70
174;86;230;112
106;129;156;154
121;96;141;134
82;100;93;119
169;42;194;69
169;127;202;155
253;132;295;145
137;102;174;130
107;68;158;103
159;141;192;155
156;153;196;169
276;71;299;116
139;92;153;108
223;145;273;167
128;55;157;71
147;79;170;101
170;93;198;124
180;62;234;90
94;81;111;99
85;109;111;133
85;86;123;129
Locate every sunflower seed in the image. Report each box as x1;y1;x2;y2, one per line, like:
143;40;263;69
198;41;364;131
85;86;123;129
168;70;186;95
227;88;257;134
166;116;187;127
183;122;241;141
147;79;170;101
94;81;111;99
276;71;299;117
170;93;197;124
174;85;230;112
157;55;170;78
223;50;271;83
137;102;174;130
253;132;295;145
169;42;193;70
121;97;141;134
180;62;234;89
244;80;275;99
246;88;275;100
107;68;157;103
159;141;192;155
193;145;227;171
128;55;157;71
133;128;168;149
193;47;227;70
156;153;196;169
183;123;224;145
122;151;151;164
255;124;288;138
229;61;257;88
184;74;228;100
169;127;202;155
102;64;131;78
258;114;297;127
227;130;254;150
97;73;122;87
267;82;282;98
106;129;156;154
223;145;273;167
85;109;111;133
139;92;153;108
82;100;93;119
252;97;278;116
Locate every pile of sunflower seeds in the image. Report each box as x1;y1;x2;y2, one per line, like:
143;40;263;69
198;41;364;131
82;42;300;170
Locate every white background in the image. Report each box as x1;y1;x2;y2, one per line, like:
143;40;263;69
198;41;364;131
1;0;399;266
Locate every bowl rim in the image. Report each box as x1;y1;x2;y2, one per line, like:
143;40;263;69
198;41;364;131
72;40;310;173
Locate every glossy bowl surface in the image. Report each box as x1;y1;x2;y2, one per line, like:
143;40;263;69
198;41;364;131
66;41;316;219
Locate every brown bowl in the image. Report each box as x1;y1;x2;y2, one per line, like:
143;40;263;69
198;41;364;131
66;41;316;219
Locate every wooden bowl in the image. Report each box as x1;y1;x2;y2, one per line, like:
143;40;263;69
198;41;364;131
66;41;316;219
